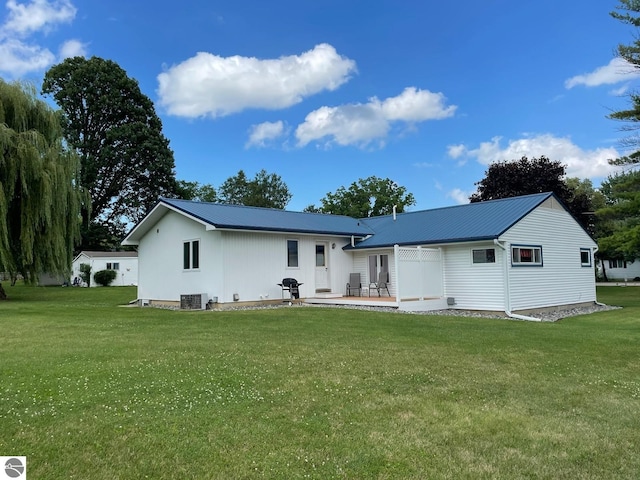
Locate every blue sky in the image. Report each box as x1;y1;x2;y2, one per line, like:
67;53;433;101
1;0;639;211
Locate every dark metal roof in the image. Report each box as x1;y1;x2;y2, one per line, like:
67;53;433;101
351;192;554;249
78;251;138;258
123;193;557;247
160;198;375;236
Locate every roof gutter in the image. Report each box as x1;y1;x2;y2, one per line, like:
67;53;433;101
494;239;541;322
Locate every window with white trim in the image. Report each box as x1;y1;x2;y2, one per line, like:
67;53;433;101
183;240;200;269
472;248;496;264
580;249;592;267
511;245;542;266
106;262;120;270
287;239;299;268
609;259;627;269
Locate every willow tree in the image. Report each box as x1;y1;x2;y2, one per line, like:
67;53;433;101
0;80;81;298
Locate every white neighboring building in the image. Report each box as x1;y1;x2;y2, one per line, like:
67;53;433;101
598;258;640;281
71;251;138;287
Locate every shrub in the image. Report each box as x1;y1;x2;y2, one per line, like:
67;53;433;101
94;269;117;287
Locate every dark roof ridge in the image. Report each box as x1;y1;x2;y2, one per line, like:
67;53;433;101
161;197;362;220
359;192;553;221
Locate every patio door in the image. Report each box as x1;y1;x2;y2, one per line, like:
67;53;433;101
315;242;330;292
368;254;389;284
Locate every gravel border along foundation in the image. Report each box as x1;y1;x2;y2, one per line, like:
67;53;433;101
206;301;620;322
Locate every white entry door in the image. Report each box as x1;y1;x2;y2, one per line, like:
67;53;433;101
315;242;330;291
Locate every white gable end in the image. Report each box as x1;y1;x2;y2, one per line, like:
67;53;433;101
500;204;596;311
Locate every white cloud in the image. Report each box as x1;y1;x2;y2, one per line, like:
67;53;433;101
609;84;630;96
447;188;471;205
58;38;86;59
0;0;81;77
565;57;640;89
3;0;75;36
381;87;457;121
246;120;285;148
448;134;620;179
295;87;456;148
295;103;390;148
157;43;357;118
0;38;54;75
447;144;466;159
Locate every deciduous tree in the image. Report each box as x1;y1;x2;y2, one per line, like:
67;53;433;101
305;176;416;217
217;169;292;209
42;56;178;249
470;156;571;202
175;180;217;203
0;80;81;297
470;156;597;233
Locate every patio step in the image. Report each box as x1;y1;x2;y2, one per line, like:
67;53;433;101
313;292;343;299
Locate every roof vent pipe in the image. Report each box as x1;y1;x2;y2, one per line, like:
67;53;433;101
393;205;397;221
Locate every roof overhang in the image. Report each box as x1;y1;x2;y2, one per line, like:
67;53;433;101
344;236;499;251
122;200;213;245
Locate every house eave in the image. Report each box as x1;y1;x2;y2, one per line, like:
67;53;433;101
344;235;500;251
122;201;214;245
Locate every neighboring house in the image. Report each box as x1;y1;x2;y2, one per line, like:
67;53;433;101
597;258;640;281
71;251;138;287
122;192;598;317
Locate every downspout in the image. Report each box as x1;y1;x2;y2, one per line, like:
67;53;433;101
394;244;400;306
494;239;541;322
593;246;607;307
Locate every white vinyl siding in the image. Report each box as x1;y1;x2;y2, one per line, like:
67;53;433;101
443;243;505;310
220;231;354;303
138;211;213;301
501;206;596;311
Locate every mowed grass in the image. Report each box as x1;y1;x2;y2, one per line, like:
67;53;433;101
1;285;639;479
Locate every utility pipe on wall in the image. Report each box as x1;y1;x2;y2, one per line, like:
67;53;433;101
493;239;541;322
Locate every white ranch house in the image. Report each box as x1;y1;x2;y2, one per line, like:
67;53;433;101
122;192;598;319
71;251;138;287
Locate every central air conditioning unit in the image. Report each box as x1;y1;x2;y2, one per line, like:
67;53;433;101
180;293;208;310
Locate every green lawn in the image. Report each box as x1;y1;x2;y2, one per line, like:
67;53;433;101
1;285;639;479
